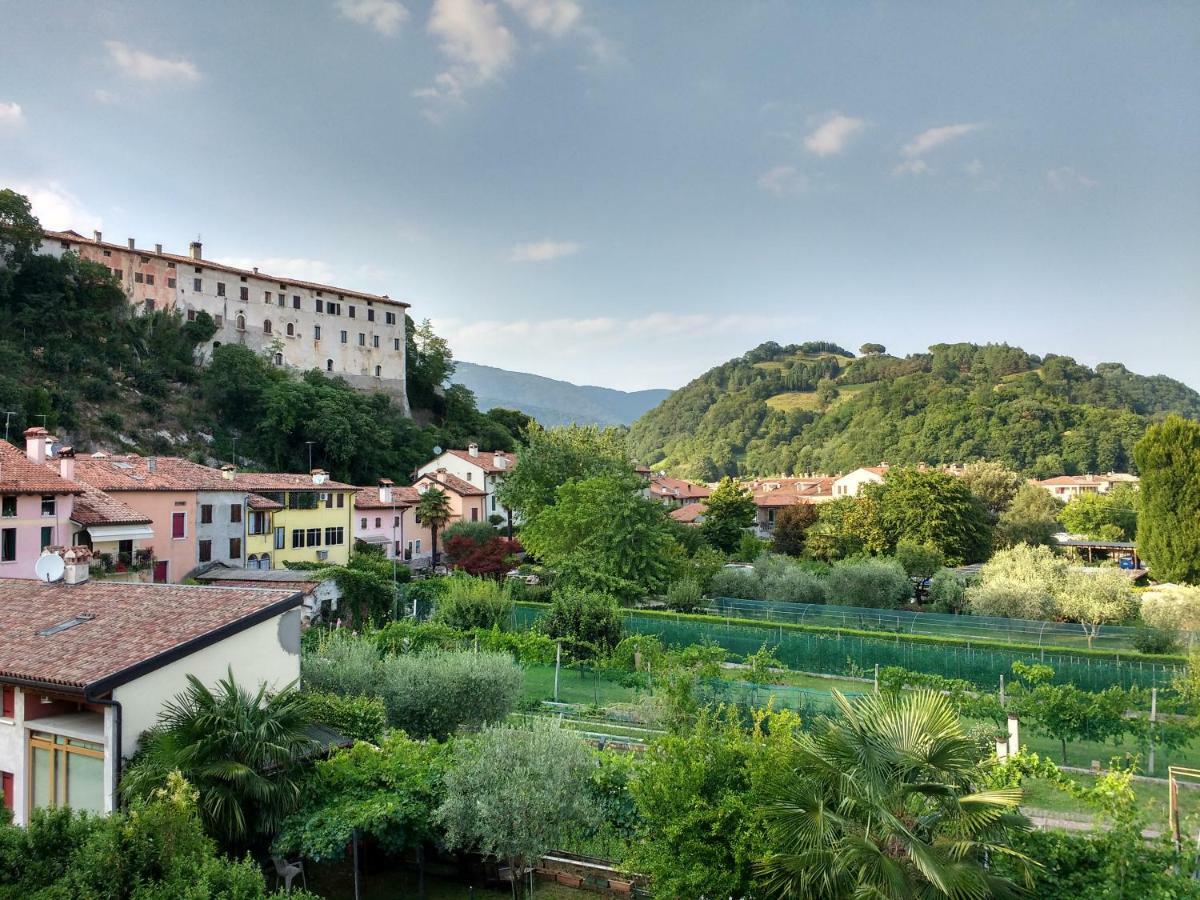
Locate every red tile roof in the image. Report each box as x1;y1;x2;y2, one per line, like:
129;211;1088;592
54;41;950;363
0;441;81;496
70;484;153;526
207;579;318;593
72;455;356;493
648;475;711;501
417;472;485;497
355;485;420;509
746;476;834;507
44;229;409;309
670;502;706;524
0;580;301;693
226;472;357;493
441;449;517;474
247;493;284;511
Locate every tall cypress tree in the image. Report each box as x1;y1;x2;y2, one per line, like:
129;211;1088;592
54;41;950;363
1134;415;1200;584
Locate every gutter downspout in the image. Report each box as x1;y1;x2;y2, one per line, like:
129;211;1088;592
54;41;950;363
87;692;122;814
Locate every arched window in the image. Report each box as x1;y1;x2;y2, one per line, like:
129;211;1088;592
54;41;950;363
212;341;221;350
235;313;245;331
247;553;258;570
260;553;271;570
263;319;272;335
273;352;283;366
374;365;382;377
326;359;334;372
286;322;295;337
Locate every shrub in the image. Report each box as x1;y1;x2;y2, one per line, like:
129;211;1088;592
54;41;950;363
380;650;522;740
825;557;911;608
1131;625;1182;656
541;588;624;656
472;626;558;664
375;619;463;654
965;545;1066;619
665;578;703;612
927;568;968;613
305;691;388;743
432;575;514;631
1140;584;1200;633
709;566;759;599
302;628;382;699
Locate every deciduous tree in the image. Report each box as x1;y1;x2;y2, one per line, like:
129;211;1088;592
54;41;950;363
700;476;757;553
771;502;818;556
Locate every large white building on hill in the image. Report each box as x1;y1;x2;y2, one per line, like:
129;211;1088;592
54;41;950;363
39;229;410;413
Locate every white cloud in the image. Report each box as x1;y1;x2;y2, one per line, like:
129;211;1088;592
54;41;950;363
214;256;337;285
337;0;409;35
417;0;516;103
892;159;929;177
900;122;982;158
0;102;25;129
803;113;866;157
9;182;101;232
756;165;809;196
504;0;581;37
105;41;200;84
1046;166;1097;192
509;240;581;262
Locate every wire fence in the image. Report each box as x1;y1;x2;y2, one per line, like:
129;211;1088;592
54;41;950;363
510;605;1182;691
704;596;1189;652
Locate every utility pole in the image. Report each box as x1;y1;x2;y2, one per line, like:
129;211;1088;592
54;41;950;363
2;412;17;443
305;441;315;472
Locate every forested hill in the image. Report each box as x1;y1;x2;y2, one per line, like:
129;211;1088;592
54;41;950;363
626;341;1200;480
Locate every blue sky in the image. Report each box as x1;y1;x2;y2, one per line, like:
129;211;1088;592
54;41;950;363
2;1;1197;391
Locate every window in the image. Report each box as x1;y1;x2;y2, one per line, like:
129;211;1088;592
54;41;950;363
292;528;304;549
372;335;380;348
29;731;104;814
367;309;375;322
414;539;421;555
374;365;382;377
374;517;382;528
340;330;348;344
324;526;344;545
336;493;345;508
360;517;367;529
186;309;196;322
193;277;202;292
135;272;144;284
260;552;271;570
358;333;365;346
214;315;223;327
277;294;284;307
249;511;267;535
1;497;15;518
386;312;396;325
230;504;242;523
40;526;53;549
195;266;202;273
275;526;285;550
315;299;323;313
200;504;213;524
198;539;212;563
273;352;283;366
235;313;246;331
2;687;13;718
394;515;400;527
229;537;241;558
41;496;56;517
314;325;321;341
171;512;186;539
0;528;14;563
167;261;175;269
167;277;176;288
286;322;296;337
239;286;248;301
114;269;123;279
216;282;226;297
471;507;479;522
102;249;111;257
306;527;321;547
348;305;356;318
328;302;341;316
394;338;401;351
292;295;301;309
263;320;273;334
145;274;155;286
265;291;272;303
326;359;333;372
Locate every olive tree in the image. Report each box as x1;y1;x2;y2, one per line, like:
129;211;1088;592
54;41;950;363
1057;568;1137;648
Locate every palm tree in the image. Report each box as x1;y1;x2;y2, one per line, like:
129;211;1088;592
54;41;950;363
416;486;453;566
757;689;1035;899
120;670;314;849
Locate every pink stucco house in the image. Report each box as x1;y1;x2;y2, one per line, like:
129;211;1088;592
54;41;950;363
354;480;432;569
0;428;79;580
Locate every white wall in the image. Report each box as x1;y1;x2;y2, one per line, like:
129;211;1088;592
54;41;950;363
113;608;302;757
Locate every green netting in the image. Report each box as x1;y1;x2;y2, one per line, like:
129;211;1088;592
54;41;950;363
511;605;1180;691
696;679;866;718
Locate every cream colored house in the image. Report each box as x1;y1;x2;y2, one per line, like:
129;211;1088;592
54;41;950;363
832;465;888;498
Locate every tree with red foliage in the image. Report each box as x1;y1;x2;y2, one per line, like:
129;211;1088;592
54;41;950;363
445;534;522;577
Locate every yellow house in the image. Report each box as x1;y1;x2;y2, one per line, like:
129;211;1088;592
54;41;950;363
221;468;358;569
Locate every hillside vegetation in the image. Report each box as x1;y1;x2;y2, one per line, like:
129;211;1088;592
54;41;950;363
628;341;1200;480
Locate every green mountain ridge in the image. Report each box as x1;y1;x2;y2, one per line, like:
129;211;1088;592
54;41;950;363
627;340;1200;480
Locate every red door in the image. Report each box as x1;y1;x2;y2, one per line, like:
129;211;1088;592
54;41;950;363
153;561;169;583
1;771;13;811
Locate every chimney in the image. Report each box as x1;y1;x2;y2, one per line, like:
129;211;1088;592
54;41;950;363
93;230;102;243
189;240;203;260
23;426;49;464
468;443;479;458
311;469;328;486
61;547;92;585
379;478;394;504
58;446;76;482
253;266;259;274
494;453;507;471
221;463;236;481
146;456;157;474
127;237;135;250
435;467;447;483
155;243;163;254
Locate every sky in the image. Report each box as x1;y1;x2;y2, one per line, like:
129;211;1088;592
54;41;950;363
1;1;1198;392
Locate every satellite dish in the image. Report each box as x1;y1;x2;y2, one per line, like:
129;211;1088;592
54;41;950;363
35;554;65;583
432;445;443;456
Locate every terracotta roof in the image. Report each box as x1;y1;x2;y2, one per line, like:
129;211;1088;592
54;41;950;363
1038;474;1137;486
225;472;357;493
354;485;420;509
72;456;356;493
648;475;711;501
207;579;317;593
441;449;516;475
747;476;833;507
0;441;81;496
671;502;706;524
43;229;409;309
70;484;153;526
418;472;485;497
247;493;284;511
0;580;301;693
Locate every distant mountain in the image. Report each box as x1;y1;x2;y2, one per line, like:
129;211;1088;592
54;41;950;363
627;340;1200;480
452;361;672;427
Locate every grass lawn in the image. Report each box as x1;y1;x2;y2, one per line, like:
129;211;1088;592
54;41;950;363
1020;773;1200;834
770;669;872;694
523;664;640;706
766;390;821;412
982;723;1200;774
